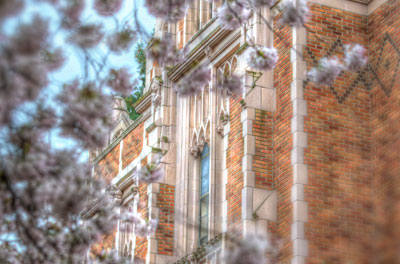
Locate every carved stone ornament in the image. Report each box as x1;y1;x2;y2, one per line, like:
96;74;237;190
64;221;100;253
109;185;123;205
205;46;213;59
190;145;199;158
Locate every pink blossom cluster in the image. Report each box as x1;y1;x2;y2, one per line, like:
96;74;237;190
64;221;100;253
252;0;276;7
218;74;244;95
137;163;164;184
308;56;343;85
147;35;186;67
246;46;279;71
145;0;193;22
68;24;104;49
281;0;309;27
175;64;211;96
94;0;123;16
225;234;272;264
58;81;113;148
107;27;136;54
308;44;367;85
107;68;136;96
217;0;252;30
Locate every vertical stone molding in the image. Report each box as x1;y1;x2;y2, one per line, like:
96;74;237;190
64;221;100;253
290;26;308;264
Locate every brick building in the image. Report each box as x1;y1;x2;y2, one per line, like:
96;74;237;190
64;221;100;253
90;0;400;263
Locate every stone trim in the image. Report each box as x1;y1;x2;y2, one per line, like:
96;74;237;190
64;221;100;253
290;27;308;264
172;233;223;264
308;0;368;15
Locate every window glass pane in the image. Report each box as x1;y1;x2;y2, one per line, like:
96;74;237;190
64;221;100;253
201;144;210;196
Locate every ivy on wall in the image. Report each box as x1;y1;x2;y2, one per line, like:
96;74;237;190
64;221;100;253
125;42;146;121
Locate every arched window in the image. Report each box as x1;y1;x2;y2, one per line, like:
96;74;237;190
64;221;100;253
199;143;210;245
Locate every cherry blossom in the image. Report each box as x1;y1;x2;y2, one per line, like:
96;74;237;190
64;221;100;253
218;74;244;95
137;164;164;183
94;0;123;16
247;46;279;71
107;27;136;53
107;68;136;96
308;56;344;85
217;0;252;30
175;64;211;96
147;35;186;67
145;0;192;22
344;44;367;71
68;24;104;49
252;0;276;7
225;234;271;264
58;81;113;148
281;0;308;27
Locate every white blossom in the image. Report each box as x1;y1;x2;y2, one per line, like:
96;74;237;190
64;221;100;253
10;15;49;55
145;0;192;23
252;0;276;7
137;164;164;184
344;44;367;71
107;27;136;54
225;234;271;264
0;0;24;24
308;56;344;85
175;64;211;96
147;35;186;67
218;74;244;95
247;46;279;71
217;0;251;30
281;0;308;27
68;24;104;49
107;68;136;96
94;0;123;16
58;81;113;148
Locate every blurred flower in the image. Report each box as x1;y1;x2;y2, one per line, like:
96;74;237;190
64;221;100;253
68;24;104;49
217;0;251;30
107;27;136;54
308;56;344;85
247;46;278;71
107;68;136;96
59;81;113;148
145;0;192;23
218;74;244;95
137;164;164;184
41;48;65;72
0;0;24;24
10;15;49;55
60;0;85;29
252;0;276;7
175;64;211;96
281;0;308;27
94;0;123;16
344;44;367;71
147;35;186;67
225;234;271;264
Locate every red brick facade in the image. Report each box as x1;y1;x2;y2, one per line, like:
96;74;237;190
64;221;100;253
92;1;400;263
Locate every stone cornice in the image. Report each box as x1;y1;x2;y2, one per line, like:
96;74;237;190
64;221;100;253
168;20;237;82
133;90;152;114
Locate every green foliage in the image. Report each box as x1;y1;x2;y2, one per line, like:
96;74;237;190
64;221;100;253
124;42;147;121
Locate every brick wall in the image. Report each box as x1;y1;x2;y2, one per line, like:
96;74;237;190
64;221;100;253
304;4;373;263
369;0;400;262
273;12;293;263
226;94;244;233
122;123;144;169
157;184;175;255
94;144;120;183
254;110;274;190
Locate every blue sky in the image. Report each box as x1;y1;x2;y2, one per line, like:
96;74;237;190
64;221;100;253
4;0;155;151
